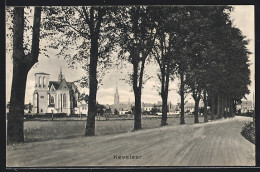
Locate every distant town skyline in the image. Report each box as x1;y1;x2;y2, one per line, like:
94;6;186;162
6;5;255;106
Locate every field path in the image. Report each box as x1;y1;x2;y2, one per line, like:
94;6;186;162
7;116;255;167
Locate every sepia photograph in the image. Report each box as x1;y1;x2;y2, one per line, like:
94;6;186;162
6;4;255;167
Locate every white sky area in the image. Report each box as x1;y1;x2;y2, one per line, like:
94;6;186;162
6;5;255;106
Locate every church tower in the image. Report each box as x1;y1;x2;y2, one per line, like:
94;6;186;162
33;72;50;113
114;85;119;106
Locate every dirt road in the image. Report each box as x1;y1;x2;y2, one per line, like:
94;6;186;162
6;116;255;167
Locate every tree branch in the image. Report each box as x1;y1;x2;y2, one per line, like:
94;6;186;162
31;7;42;60
13;7;24;60
82;6;91;27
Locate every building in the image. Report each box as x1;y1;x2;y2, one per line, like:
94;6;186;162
237;100;254;113
105;86;133;114
32;68;80;115
142;101;176;113
74;99;88;115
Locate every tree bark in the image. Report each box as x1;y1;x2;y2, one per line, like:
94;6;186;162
222;97;226;118
226;98;230;118
134;88;142;130
194;98;199;123
203;90;208;122
161;69;169;126
217;93;222;119
232;100;237;117
210;92;216;120
161;92;168;126
180;72;185;124
85;35;99;136
229;98;234;117
132;56;144;130
8;64;28;143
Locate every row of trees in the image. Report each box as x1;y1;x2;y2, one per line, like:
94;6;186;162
7;6;251;144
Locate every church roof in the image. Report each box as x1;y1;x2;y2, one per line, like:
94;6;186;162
49;80;79;93
58;79;70;90
49;81;60;89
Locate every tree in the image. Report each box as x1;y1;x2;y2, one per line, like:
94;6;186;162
118;6;157;130
105;107;112;114
152;7;180;126
184;6;213;123
173;7;192;125
203;6;251;119
7;7;42;144
79;93;89;102
150;106;161;115
114;109;119;116
43;6;119;136
96;103;105;115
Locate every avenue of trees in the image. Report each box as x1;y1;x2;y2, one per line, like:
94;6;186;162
7;6;251;144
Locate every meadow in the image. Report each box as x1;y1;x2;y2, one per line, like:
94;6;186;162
24;116;204;142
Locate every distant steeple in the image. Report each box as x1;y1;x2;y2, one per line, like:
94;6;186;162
58;66;64;82
115;83;118;95
114;83;119;105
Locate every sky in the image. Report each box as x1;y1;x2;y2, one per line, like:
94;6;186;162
6;5;255;106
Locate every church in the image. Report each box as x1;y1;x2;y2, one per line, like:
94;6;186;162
32;68;81;116
105;85;134;114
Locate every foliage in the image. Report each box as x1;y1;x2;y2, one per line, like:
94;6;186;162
150;107;161;114
115;6;159;130
241;121;255;144
78;93;89;102
104;107;112;114
96;103;105;114
42;6;120;85
114;109;119;115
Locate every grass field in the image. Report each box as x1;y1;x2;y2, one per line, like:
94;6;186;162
24;116;204;142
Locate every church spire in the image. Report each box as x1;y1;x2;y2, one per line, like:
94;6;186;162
115;82;118;94
58;66;64;82
114;83;119;105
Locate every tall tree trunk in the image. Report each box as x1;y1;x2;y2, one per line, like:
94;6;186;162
134;88;142;130
85;35;99;136
213;94;218;119
221;97;226;118
180;72;185;124
8;7;42;144
223;97;226;118
229;98;232;117
8;65;28;143
161;93;168;126
230;98;234;117
161;70;169;126
132;58;144;130
194;98;199;123
233;100;237;117
210;93;216;120
226;98;230;117
203;90;208;122
217;93;222;119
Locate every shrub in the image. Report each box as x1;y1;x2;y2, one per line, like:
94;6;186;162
241;121;255;144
